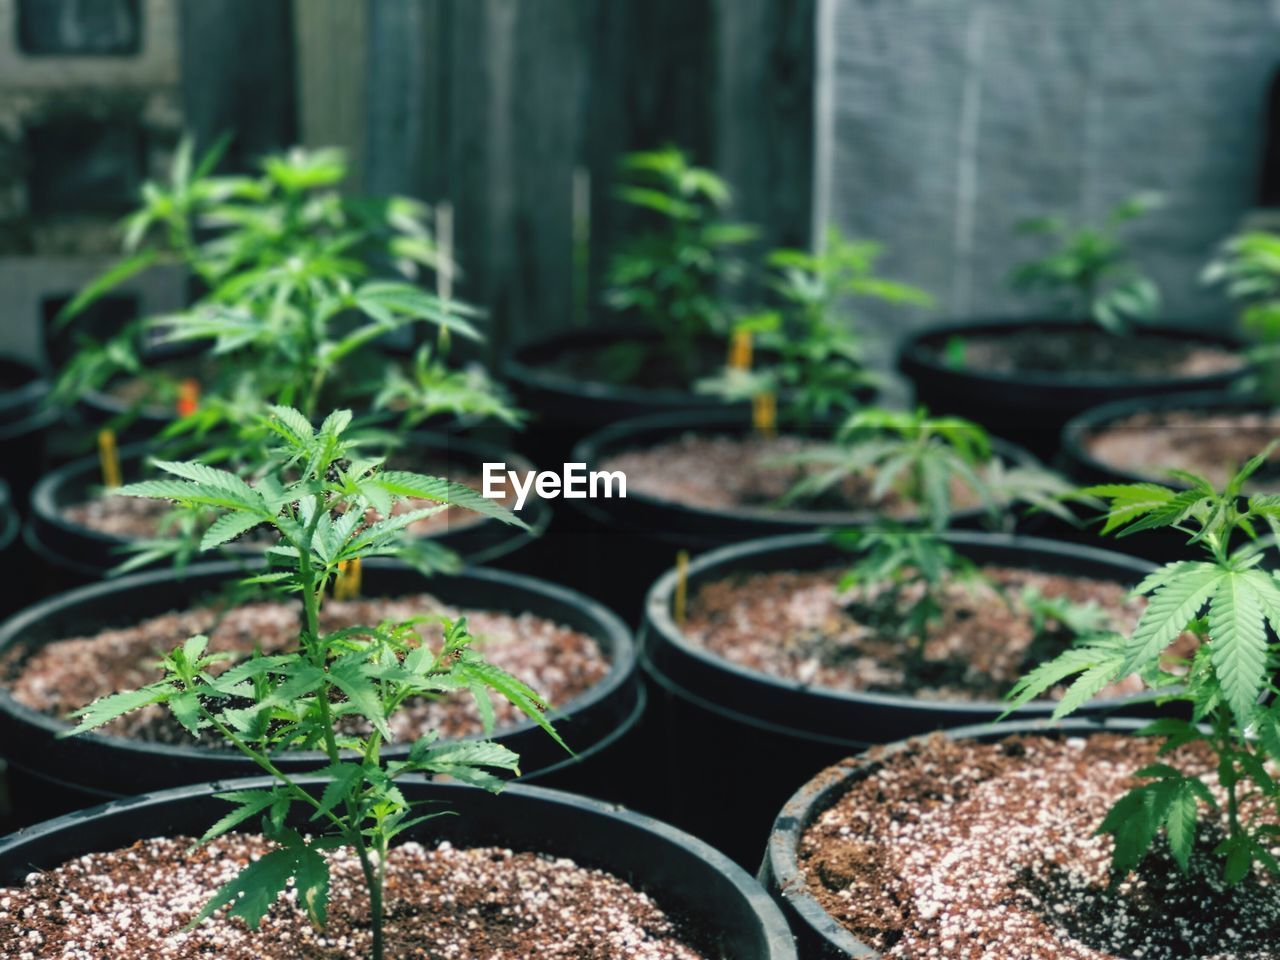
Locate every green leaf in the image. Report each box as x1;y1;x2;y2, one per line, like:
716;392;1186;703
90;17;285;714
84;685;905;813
55;249;158;328
1208;571;1268;723
1164;780;1201;872
368;471;528;529
188;845;318;931
61;685;171;737
200;511;265;550
312;763;364;821
194;790;279;847
1123;564;1224;675
454;658;568;754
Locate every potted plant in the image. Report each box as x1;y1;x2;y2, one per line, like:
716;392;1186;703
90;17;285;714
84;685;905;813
0;403;788;957
898;193;1246;460
762;451;1280;957
0;409;639;824
634;417;1155;865
52;138;515;440
1061;230;1280;506
0;353;56;508
572;406;1059;619
32;139;537;589
502;146;757;465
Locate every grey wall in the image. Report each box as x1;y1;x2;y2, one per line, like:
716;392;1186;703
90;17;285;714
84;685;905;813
821;0;1280;365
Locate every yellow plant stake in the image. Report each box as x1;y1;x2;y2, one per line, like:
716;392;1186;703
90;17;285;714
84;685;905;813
335;557;362;601
97;429;122;489
673;549;689;625
752;391;777;438
728;329;753;370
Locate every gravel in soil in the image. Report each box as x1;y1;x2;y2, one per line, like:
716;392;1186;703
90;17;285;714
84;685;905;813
682;565;1158;701
932;328;1241;379
799;732;1280;959
0;835;709;959
2;594;608;743
601;433;985;516
1083;409;1280;491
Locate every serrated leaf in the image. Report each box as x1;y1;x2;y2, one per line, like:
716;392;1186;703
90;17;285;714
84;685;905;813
369;471;527;529
201;511;265;550
1208;571;1268;724
1123;564;1224;675
187;846;303;930
194;790;278;847
61;685;171;736
312;762;364;821
1164;780;1200;872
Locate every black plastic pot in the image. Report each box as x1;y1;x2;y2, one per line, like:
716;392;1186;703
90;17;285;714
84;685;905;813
0;480;22;617
25;430;551;592
567;409;1038;622
1058;390;1270;560
897;318;1246;461
760;717;1145;959
639;530;1161;867
0;355;55;507
0;775;796;960
0;559;642;824
502;325;744;468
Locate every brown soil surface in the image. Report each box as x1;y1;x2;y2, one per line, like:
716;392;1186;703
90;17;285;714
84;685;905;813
936;328;1241;379
601;433;986;517
682;565;1159;701
0;835;707;958
2;593;608;744
1083;409;1280;490
799;732;1280;958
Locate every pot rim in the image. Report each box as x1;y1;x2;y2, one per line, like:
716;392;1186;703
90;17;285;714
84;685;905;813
0;558;635;765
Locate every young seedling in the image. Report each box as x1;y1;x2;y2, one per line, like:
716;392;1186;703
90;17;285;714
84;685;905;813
603;146;757;381
53;138;509;438
698;227;933;429
61;407;559;959
1203;229;1280;401
1010;192;1163;334
1006;447;1280;885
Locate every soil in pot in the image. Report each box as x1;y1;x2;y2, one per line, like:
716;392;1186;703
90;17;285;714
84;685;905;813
0;834;710;958
681;565;1171;703
602;431;988;517
1080;407;1280;492
936;327;1240;380
2;592;607;747
796;731;1279;959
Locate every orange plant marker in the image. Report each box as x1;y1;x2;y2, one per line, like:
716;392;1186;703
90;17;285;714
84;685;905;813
673;549;689;625
335;558;362;601
97;429;122;489
728;329;753;371
752;391;777;438
176;378;201;417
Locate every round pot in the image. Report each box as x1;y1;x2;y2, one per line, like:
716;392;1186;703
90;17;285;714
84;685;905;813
1058;390;1274;560
0;774;796;960
0;559;643;823
897;318;1246;461
24;430;551;591
567;408;1038;622
0;479;23;617
639;530;1161;866
760;717;1146;959
0;355;55;507
502;325;744;467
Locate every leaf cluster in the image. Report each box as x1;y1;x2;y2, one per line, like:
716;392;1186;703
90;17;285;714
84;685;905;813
1006;447;1280;884
1010;192;1163;334
697;227;932;428
604;146;758;376
62;407;552;954
53;137;513;438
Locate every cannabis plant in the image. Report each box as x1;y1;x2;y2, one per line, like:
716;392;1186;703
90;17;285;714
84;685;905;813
603;146;757;381
1204;229;1280;400
799;410;1074;665
63;407;558;958
1010;192;1163;334
698;227;932;428
54;137;509;435
1007;449;1280;884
